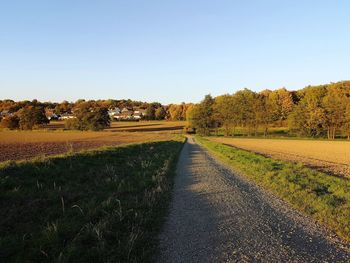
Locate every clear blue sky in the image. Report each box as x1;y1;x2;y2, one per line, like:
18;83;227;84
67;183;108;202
1;1;349;104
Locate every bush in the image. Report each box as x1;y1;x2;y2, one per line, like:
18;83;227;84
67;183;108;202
0;115;20;129
64;118;79;130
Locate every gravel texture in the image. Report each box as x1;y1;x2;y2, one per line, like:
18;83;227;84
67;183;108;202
157;137;350;262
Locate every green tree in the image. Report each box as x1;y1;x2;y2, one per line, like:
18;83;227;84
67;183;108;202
269;88;294;126
145;105;156;120
342;103;350;139
18;106;49;130
185;104;195;124
69;102;110;131
323;86;348;139
55;100;73;115
288;86;327;137
233;89;256;136
255;92;274;137
213;95;236;136
191;95;215;135
155;107;166;120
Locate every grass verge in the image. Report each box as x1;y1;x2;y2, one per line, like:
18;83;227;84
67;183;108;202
0;138;184;262
195;136;350;243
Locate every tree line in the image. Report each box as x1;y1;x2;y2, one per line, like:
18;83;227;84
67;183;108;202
0;99;193;131
1;81;349;136
189;81;350;139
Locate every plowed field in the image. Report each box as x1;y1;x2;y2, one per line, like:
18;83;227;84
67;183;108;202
0;131;175;162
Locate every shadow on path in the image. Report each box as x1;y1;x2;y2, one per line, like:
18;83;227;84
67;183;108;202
157;137;350;262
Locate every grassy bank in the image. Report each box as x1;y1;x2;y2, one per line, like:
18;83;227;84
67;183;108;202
0;139;184;262
196;136;350;242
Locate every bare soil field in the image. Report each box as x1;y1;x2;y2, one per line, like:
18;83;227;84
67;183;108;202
209;137;350;179
0;121;184;162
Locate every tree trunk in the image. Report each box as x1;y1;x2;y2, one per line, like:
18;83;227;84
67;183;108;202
327;128;330;140
254;125;258;136
224;124;229;136
264;126;268;137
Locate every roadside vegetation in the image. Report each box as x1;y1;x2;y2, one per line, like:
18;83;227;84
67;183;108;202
0;138;184;262
196;136;350;243
209;137;350;179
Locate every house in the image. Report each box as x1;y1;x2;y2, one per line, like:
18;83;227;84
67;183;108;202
111;107;149;121
45;109;59;120
46;113;60;120
113;113;122;120
59;113;75;120
121;107;132;113
108;107;121;118
120;108;133;120
133;108;147;120
0;110;9;117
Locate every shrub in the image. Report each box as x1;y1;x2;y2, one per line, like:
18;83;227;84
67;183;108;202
64;118;79;130
0;115;20;129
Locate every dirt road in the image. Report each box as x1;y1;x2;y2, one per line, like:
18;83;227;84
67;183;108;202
158;137;349;262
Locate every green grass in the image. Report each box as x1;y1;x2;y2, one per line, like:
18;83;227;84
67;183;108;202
212;126;290;137
212;126;350;140
196;136;350;242
0;139;184;262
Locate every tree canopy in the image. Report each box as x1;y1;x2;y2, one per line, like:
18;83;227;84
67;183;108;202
189;81;350;139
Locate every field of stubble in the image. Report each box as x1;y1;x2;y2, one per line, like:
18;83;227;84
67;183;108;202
209;137;350;179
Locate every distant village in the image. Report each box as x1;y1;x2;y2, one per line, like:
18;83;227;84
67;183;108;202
0;100;192;129
43;107;153;121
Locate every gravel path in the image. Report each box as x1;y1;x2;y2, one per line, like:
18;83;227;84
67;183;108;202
157;137;350;262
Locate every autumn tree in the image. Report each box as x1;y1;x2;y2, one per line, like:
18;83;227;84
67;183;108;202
213;95;236;136
167;104;182;120
255;92;274;136
232;89;257;136
288;86;327;137
322;86;348;139
0;115;20;129
67;102;110;131
54;100;73;114
268;88;294;126
191;95;215;135
18;106;49;130
343;104;350;140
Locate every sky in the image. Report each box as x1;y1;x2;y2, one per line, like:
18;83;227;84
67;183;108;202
0;0;349;104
